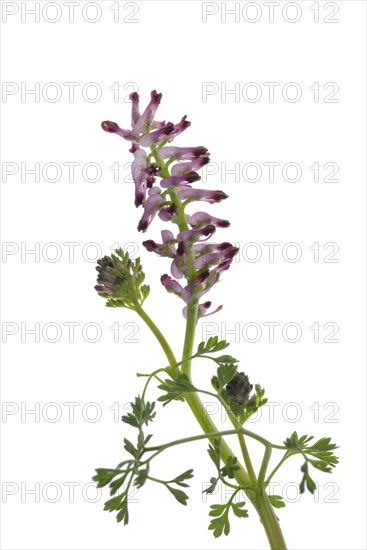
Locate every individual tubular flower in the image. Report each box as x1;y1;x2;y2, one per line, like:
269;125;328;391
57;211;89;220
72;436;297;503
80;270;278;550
188;211;230;229
137;188;165;232
139;122;175;147
160;172;201;188
161;274;183;297
158;146;208;161
167;115;191;141
177;185;229;204
170;155;210;176
101;121;135;141
130;144;149;207
158;204;178;223
142;230;176;258
181;270;219;304
194;242;239;271
177;225;216;244
171;242;188;279
131;90;162;135
183;301;223;319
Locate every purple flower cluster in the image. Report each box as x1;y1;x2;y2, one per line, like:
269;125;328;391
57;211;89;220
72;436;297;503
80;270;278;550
101;90;238;318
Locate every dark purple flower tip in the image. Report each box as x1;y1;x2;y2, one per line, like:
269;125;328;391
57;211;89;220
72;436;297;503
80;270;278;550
188;211;230;229
177;225;216;244
167;116;191;142
161;274;183;297
144;164;161;176
178;186;229;204
186;171;201;183
158;146;209;161
142;240;158;252
129;92;140;126
171;155;210;176
101;120;119;133
101;121;135;141
137;187;165;232
139;122;175;147
160;171;201;189
142;231;176;258
158;204;178;222
132;90;163;134
194;242;238;271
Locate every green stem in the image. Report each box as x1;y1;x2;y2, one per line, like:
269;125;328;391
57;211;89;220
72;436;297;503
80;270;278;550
265;452;291;487
258;445;272;486
134;304;177;377
144;428;255;459
134;153;287;548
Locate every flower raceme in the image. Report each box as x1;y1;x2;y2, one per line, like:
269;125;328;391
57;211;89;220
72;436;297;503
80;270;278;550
99;90;239;317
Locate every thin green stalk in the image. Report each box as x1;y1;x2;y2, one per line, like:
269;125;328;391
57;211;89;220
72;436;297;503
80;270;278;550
134;304;177;376
265;452;291;487
258;446;272;486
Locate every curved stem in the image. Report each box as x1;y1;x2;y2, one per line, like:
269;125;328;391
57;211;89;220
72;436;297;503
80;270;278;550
134;303;177;376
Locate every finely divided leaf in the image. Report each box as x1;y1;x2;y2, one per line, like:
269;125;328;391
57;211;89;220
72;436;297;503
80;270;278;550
197;336;230;355
157;374;198;405
166;486;189;505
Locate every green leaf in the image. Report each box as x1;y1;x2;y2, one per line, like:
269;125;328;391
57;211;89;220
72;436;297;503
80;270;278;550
116;499;129;525
170;469;194;487
300;462;317;494
232;501;249;518
208;499;249;538
93;468;125;488
207;439;221;470
208;505;230;537
221;455;240;479
197;336;230;355
123;438;138;458
166;486;189;506
157;374;198;405
217;363;237;390
109;473;129;496
268;495;286;509
134;465;150;488
104;492;125;512
122;396;156;428
203;477;218;494
284;430;339;494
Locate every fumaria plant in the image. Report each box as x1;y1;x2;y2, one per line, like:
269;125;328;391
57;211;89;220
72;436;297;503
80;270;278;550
92;90;338;549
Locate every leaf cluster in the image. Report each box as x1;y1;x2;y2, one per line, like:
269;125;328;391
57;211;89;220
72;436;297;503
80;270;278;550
204;439;240;495
284;431;339;494
209;499;248;538
157;373;198;405
92;395;156;523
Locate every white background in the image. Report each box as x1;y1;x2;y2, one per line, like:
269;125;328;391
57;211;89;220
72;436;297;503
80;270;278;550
1;1;366;549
